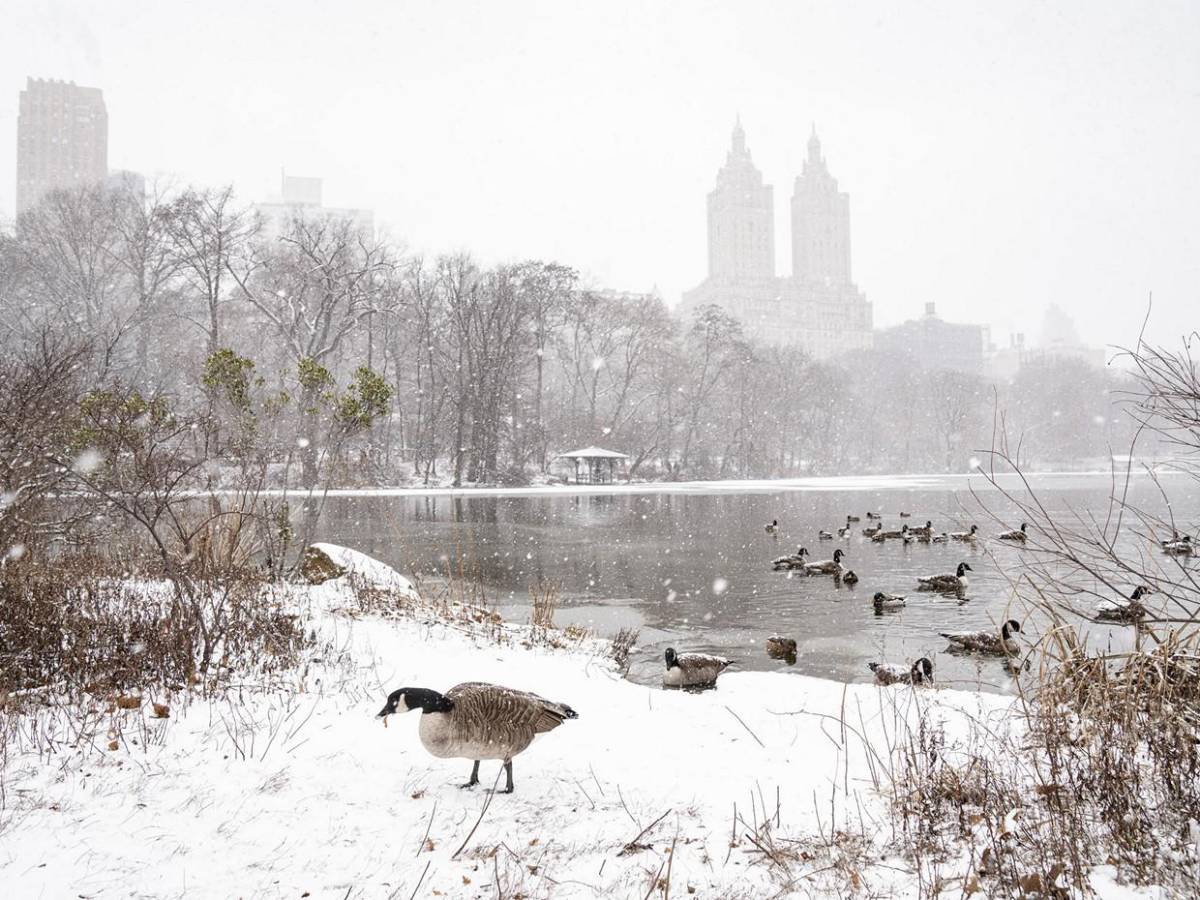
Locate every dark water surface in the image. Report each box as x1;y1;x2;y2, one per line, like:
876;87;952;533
311;473;1199;693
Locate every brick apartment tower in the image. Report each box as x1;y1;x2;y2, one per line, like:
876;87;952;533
16;77;108;216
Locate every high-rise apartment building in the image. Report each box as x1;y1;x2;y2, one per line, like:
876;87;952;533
681;122;872;358
16;78;108;216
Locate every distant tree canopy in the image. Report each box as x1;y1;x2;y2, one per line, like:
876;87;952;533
0;183;1142;486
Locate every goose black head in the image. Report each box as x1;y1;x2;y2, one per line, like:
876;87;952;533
970;524;978;534
377;687;451;718
956;562;972;576
1020;522;1028;532
1130;585;1153;600
873;591;886;601
665;647;680;669
797;546;809;556
833;549;844;562
771;519;778;526
925;521;932;529
1001;619;1022;639
911;657;934;683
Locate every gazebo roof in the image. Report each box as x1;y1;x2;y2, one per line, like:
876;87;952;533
555;446;630;460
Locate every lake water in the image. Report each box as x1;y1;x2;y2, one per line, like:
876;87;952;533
310;472;1199;693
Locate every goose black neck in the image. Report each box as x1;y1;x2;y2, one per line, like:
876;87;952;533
407;688;454;714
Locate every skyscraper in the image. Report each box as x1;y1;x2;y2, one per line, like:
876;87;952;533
16;78;109;216
681;121;872;358
791;127;851;286
707;119;775;282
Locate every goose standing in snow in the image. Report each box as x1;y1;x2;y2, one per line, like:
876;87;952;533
765;519;780;536
376;682;578;793
872;591;906;612
772;546;808;571
940;619;1022;656
917;562;972;594
1096;586;1153;623
949;525;979;542
804;547;846;576
998;522;1028;543
664;648;731;688
869;657;933;686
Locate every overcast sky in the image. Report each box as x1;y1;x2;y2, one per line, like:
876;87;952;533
2;0;1197;348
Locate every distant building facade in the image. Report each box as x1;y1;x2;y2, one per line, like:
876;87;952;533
255;174;374;240
681;121;872;359
16;78;108;216
875;303;986;374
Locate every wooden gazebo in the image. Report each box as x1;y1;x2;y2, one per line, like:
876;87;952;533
555;446;629;484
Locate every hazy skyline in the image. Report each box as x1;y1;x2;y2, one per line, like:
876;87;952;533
3;0;1197;348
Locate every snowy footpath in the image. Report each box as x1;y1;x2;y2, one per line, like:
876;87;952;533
1;566;1013;898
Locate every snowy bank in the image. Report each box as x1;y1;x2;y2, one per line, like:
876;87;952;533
0;572;1019;899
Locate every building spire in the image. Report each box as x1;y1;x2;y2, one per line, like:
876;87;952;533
807;123;821;163
732;115;746;154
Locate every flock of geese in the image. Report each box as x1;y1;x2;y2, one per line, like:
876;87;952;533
373;515;1195;793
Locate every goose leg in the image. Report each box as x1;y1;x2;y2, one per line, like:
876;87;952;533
501;759;514;794
460;760;480;789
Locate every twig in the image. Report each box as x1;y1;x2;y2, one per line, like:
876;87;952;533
724;705;765;748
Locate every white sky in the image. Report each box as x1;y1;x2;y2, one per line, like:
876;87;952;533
2;0;1197;347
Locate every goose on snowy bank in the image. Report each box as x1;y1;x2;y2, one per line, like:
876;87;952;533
663;648;731;687
376;682;578;793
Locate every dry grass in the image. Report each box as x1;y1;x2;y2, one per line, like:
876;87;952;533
530;578;561;630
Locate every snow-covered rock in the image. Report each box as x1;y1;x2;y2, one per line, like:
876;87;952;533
301;542;420;601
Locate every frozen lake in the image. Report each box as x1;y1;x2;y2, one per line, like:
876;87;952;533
310;472;1199;693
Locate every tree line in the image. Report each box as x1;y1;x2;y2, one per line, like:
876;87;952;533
0;182;1140;487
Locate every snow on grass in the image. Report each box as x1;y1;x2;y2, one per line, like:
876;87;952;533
1;578;1011;898
308;541;420;600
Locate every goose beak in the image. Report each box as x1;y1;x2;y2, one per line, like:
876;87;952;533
376;706;392;723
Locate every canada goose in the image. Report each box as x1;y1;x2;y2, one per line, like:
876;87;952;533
873;591;906;612
899;512;912;518
818;530;835;540
376;682;578;793
772;546;808;570
664;648;731;687
998;523;1028;543
846;514;861;523
940;619;1022;656
841;569;859;585
873;524;909;542
1096;586;1153;623
804;548;845;576
866;511;882;520
765;519;779;535
1162;535;1194;556
917;562;972;593
765;635;797;658
930;533;949;543
862;524;882;537
869;657;933;686
949;525;979;542
837;516;854;537
909;520;934;538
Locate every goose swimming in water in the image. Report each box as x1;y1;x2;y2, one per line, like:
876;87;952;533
772;546;808;570
869;657;933;686
862;523;882;537
940;620;1022;656
917;562;972;594
949;525;979;542
765;519;780;535
866;511;882;520
837;516;855;538
873;591;906;612
1096;585;1153;623
872;524;909;543
1162;535;1194;556
376;682;578;793
664;648;731;687
998;522;1028;543
804;547;846;576
765;635;797;657
846;514;861;523
841;569;859;585
818;530;835;540
909;520;934;537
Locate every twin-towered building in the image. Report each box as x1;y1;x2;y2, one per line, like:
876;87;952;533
681;121;873;359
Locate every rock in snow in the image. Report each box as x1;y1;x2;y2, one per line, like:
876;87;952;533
301;542;420;600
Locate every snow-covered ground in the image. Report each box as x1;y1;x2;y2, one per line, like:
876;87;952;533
3;551;1165;898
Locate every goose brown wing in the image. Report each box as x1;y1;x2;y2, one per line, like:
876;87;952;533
447;682;577;737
